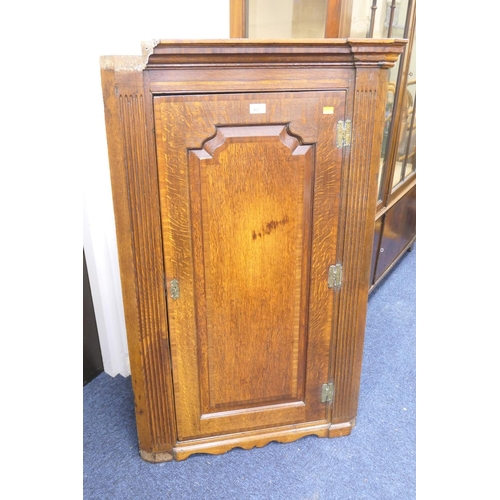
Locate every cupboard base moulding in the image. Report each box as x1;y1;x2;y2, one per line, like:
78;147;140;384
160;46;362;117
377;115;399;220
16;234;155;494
141;419;356;463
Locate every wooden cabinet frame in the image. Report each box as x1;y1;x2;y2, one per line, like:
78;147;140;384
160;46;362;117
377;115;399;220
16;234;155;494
100;39;405;462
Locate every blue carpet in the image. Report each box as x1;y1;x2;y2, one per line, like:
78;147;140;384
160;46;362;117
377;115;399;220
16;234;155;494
84;247;415;499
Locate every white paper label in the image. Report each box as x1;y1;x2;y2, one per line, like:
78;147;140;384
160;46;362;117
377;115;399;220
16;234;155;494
250;103;266;114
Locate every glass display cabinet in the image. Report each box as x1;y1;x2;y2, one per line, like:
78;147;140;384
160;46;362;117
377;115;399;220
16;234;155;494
230;0;417;292
359;0;416;290
230;0;353;38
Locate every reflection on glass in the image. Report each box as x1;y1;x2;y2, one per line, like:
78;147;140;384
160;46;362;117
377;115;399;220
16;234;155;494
392;89;415;188
377;60;399;198
247;0;328;39
367;0;411;200
245;0;416;199
350;0;407;38
391;28;416;190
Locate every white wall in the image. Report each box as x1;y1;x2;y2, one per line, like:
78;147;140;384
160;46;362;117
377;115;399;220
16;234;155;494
1;0;410;383
1;3;228;483
79;1;229;376
82;1;229;376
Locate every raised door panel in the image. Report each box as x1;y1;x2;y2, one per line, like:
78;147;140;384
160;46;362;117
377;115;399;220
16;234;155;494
154;91;345;441
190;125;312;413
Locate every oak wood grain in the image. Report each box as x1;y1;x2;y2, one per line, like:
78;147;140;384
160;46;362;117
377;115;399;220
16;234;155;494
100;69;176;457
101;39;406;462
331;67;390;424
154;91;344;441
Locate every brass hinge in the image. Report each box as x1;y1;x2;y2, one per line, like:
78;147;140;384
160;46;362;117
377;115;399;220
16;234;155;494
321;382;335;404
328;263;342;290
336;120;352;148
170;279;180;300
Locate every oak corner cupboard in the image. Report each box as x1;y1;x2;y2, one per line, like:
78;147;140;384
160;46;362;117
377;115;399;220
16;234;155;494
100;38;405;463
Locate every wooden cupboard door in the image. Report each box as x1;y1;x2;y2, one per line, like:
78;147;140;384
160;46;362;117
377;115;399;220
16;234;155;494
154;91;345;441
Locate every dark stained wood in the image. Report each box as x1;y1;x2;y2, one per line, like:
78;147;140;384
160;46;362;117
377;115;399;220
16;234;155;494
145;38;405;69
373;185;416;285
100;39;406;462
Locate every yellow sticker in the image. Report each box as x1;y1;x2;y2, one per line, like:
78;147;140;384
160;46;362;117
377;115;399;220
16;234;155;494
323;106;334;115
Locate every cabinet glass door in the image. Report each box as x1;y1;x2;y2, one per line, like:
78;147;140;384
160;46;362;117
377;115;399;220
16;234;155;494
349;0;415;205
247;0;329;38
390;30;415;193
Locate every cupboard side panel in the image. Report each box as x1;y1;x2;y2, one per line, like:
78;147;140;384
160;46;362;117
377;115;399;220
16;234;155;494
331;67;390;426
101;69;176;460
